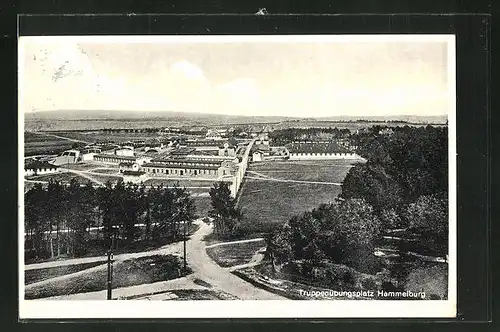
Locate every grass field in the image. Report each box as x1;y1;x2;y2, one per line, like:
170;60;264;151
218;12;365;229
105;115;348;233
55;131;161;143
27;172;120;185
64;163;105;171
91;168;121;174
25;255;190;299
24;132;74;156
27;172;91;183
25;261;106;285
84;173;122;183
237;160;353;229
206;239;266;268
246;160;357;182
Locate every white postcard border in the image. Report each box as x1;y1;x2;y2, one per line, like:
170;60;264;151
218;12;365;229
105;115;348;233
18;34;457;319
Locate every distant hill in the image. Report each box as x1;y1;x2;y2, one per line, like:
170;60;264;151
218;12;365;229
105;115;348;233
24;110;448;131
25;110;447;124
24;110;293;124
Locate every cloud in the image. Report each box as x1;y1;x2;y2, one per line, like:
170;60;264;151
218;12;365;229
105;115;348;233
22;43;100;111
170;60;205;81
21;40;449;117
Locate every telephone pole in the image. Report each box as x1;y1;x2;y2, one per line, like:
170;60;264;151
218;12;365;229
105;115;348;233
183;219;187;270
107;237;114;300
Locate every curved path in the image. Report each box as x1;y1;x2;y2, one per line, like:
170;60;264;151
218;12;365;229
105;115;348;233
186;221;285;300
27;219;284;300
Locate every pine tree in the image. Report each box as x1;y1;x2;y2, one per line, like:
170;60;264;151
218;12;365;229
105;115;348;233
209;181;242;238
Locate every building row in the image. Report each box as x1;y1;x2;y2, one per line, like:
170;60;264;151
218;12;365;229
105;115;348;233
251;140;363;162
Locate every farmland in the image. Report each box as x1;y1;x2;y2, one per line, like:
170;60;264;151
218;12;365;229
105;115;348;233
24;132;74;156
90;168;121;175
64;163;107;171
26;172;91;183
27;171;120;185
50;131;161;143
237;160;355;229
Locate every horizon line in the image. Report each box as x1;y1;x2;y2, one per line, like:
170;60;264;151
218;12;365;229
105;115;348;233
24;109;448;119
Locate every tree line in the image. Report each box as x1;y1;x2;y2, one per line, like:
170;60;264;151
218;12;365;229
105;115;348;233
342;125;448;254
265;125;448;290
25;179;197;261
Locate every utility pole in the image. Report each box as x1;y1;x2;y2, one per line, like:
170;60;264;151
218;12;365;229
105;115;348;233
183;219;187;270
107;237;114;300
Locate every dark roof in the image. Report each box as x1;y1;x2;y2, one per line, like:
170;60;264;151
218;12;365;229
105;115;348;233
227;137;239;146
94;154;136;161
119;162;135;167
25;161;59;170
171;147;196;155
286;142;351;154
122;171;145;176
151;158;223;165
149;151;172;159
185;140;221;147
142;162;220;170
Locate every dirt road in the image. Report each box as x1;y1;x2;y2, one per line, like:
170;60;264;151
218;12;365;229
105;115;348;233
26;219;284;300
185;221;285;300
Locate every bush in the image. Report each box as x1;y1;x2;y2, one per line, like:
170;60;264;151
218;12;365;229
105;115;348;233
233;220;282;238
405;263;448;300
282;260;357;290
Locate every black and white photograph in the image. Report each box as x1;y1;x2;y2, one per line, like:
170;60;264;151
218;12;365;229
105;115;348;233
18;35;456;319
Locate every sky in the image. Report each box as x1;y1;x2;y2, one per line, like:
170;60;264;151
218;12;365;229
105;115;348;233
19;36;453;118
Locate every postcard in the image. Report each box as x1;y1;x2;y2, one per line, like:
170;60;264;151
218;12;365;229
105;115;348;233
19;34;456;319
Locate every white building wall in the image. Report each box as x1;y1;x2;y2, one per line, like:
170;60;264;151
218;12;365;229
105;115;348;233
37;168;59;175
252;152;263;162
115;149;135;157
25;168;59;177
81;153;96;161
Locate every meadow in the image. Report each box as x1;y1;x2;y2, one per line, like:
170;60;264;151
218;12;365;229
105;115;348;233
24;132;74;156
53;131;161;144
206;239;266;268
27;171;121;185
237;160;354;231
